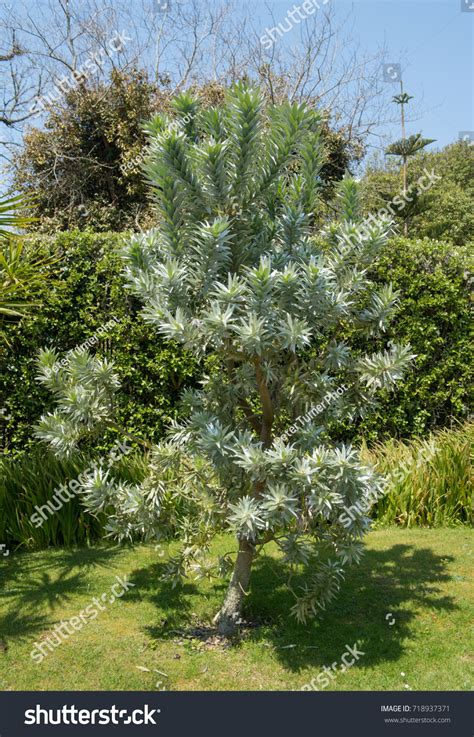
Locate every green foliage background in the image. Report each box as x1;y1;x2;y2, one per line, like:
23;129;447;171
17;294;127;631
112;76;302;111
0;231;197;455
360;141;474;246
1;232;471;455
351;236;472;440
0;231;471;547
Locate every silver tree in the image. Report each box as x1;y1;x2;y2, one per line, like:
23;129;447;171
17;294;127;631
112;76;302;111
36;86;413;634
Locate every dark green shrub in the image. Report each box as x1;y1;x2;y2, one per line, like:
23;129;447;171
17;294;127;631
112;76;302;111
1;232;471;454
0;231;198;455
349;237;472;441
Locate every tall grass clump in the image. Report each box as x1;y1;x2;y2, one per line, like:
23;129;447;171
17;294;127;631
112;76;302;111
0;448;149;549
362;422;473;527
1;424;471;549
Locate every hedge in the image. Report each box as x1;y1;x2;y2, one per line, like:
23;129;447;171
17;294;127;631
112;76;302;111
0;232;471;455
0;231;197;455
349;236;472;441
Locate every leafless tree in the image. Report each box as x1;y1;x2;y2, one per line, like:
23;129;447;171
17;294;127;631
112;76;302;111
0;26;43;161
0;0;403;166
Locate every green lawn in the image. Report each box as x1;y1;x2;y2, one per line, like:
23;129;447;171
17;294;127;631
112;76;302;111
0;528;472;691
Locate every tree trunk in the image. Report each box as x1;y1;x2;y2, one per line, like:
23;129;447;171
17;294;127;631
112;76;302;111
214;357;272;636
215;538;254;636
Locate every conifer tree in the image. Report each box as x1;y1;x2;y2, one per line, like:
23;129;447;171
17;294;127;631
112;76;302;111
386;83;435;234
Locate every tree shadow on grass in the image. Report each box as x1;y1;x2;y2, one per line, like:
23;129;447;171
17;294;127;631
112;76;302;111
127;543;456;673
126;562;203;637
0;545;124;642
244;544;456;673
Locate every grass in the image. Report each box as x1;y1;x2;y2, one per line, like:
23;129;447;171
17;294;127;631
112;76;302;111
362;422;473;527
2;423;471;549
0;448;148;548
0;528;473;691
0;450;102;547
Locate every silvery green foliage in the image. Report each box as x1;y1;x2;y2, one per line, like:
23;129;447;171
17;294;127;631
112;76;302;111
35;348;120;456
35;85;414;622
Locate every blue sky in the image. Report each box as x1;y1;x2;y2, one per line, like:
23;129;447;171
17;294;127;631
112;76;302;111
3;0;472;167
254;0;473;151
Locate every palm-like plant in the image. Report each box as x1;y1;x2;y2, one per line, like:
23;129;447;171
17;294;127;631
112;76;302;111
0;193;52;341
